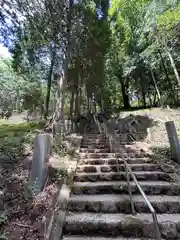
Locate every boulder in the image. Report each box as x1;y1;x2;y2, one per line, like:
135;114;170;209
160;164;175;173
161;222;178;238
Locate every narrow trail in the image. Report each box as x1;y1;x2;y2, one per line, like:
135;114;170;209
62;133;180;239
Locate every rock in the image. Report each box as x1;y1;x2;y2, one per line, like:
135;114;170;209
161;222;178;238
160;164;175;173
0;190;4;198
87;202;101;212
0;190;4;211
155;202;167;213
101;166;112;173
102;202;118;213
23;150;31;156
88;175;98;182
76;167;83;173
121;216;143;236
11;227;22;239
23;156;32;170
6;181;21;193
100;174;112;181
142;221;156;238
1;155;11;162
11;174;26;182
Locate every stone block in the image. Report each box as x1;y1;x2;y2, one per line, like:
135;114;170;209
30;133;52;193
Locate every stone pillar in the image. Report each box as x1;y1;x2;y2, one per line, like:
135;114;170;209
147;128;152;142
53;122;61;135
53;122;62;145
165;121;180;163
30;133;52;193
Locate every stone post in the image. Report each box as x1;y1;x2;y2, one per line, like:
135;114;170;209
53;122;61;135
147;128;152;142
30;133;52;193
165;121;180;163
53;122;62;145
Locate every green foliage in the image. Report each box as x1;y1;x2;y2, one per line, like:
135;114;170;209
0;234;8;240
23;181;40;200
156;3;180;31
106;0;180;108
0;215;8;227
0;121;44;162
1;0;180;120
53;168;68;181
0;55;45;113
0;56;24;110
0;122;45;136
0;215;8;240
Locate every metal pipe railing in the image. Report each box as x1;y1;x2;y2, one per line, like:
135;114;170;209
123;157;136;216
123;157;161;240
95;118;161;240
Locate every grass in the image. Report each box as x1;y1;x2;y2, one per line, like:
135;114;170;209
0;120;45;162
0;121;45;134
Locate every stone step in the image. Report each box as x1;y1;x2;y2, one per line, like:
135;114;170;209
81;145;107;149
68;194;180;214
72;181;180;195
75;171;171;182
82;141;106;146
63;237;156;240
79;153;115;159
81;146;142;153
79;158;153;165
82;137;105;141
121;153;151;158
76;164;160;173
79;153;151;159
64;212;180;238
83;134;104;137
117;142;135;145
80;148;110;153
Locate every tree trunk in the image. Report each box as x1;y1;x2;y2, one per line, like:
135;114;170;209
79;81;82;115
74;88;80;132
69;91;74;120
137;94;140;107
75;89;79;116
69;91;74;132
87;95;92;114
163;39;180;87
158;49;176;103
53;72;66;122
150;67;163;108
139;73;146;108
87;95;90;114
153;91;157;106
101;96;104;112
120;80;130;109
148;91;152;107
52;0;74;136
44;49;55;119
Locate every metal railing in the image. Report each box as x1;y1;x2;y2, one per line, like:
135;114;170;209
124;159;161;237
94;116;161;240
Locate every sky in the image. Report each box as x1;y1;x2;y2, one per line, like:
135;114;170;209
0;43;11;58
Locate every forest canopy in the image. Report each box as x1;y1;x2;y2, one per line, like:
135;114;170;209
0;0;180;124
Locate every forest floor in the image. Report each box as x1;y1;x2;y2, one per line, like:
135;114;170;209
120;107;180;146
0;115;63;240
119;107;180;175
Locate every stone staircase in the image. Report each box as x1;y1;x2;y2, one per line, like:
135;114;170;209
62;134;180;239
